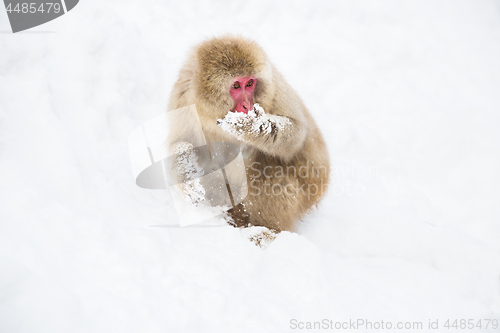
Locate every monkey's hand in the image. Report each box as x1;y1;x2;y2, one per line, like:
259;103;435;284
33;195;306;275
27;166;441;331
217;104;292;145
173;142;206;207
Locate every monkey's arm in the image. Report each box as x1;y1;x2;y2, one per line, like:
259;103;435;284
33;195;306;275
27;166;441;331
170;142;206;207
217;105;307;161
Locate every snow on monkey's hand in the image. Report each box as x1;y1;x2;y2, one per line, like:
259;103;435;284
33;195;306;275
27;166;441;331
217;104;291;142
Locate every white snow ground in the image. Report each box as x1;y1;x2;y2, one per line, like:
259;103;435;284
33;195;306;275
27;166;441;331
1;0;500;332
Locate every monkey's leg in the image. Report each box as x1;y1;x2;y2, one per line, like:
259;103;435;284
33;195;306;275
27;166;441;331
226;202;281;247
226;203;251;228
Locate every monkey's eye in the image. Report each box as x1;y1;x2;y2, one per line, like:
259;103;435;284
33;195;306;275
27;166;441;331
233;82;240;89
246;80;253;87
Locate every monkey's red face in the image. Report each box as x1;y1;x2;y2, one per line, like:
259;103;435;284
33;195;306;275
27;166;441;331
230;76;256;114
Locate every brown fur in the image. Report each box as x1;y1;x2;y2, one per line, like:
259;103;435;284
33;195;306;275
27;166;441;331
167;35;330;232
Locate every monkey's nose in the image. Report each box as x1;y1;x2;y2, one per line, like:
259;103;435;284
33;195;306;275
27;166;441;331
242;100;252;110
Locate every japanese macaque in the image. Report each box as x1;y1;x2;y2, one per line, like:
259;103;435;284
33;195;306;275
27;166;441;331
167;35;329;232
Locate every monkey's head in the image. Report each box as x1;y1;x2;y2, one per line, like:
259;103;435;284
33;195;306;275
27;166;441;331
194;35;275;118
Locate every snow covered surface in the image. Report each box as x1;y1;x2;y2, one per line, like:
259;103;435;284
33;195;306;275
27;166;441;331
1;0;500;332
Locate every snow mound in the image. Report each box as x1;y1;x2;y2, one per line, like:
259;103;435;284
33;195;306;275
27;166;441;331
1;0;500;332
